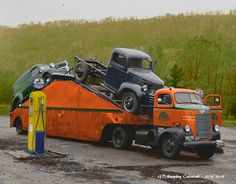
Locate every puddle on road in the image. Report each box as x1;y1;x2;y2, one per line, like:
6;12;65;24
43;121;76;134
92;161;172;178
21;157;112;181
0;137;218;183
111;164;215;184
0;138;27;150
65;167;112;181
223;140;236;144
23;157;83;172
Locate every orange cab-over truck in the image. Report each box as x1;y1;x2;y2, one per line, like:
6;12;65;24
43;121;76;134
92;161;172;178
10;80;224;159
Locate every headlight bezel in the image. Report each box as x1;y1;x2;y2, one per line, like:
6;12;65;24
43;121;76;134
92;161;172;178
184;125;191;133
141;84;148;92
213;125;220;132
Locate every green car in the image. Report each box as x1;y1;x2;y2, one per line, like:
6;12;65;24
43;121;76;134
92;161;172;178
11;60;73;110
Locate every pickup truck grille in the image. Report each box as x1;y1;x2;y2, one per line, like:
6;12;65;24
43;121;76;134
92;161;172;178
196;114;211;138
149;94;154;104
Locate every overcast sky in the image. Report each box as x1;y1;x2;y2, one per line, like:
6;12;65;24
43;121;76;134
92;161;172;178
0;0;236;26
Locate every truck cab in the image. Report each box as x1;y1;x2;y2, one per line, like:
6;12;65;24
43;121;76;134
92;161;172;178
150;88;223;158
104;48;164;114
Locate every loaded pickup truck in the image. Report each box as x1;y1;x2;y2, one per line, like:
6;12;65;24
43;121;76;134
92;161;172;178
74;48;164;114
10;79;224;159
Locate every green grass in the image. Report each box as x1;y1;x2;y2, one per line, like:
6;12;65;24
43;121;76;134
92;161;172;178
0;104;10;116
0;14;236;117
223;120;236;127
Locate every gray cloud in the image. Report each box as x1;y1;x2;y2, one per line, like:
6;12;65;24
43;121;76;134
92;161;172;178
0;0;236;26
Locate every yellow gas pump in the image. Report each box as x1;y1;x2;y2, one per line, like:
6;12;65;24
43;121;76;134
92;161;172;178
28;78;47;154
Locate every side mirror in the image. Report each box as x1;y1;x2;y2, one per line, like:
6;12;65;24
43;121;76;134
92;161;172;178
214;98;220;106
203;94;222;108
158;98;163;104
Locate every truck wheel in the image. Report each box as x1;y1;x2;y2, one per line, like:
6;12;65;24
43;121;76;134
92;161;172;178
74;62;89;83
161;134;180;159
15;118;25;135
43;73;53;85
197;147;215;159
112;126;132;149
122;92;139;114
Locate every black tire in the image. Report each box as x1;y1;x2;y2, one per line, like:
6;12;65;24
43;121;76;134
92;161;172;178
74;62;89;83
161;134;180;159
197;147;215;159
43;73;53;85
112;126;133;149
122;92;139;114
15;118;25;135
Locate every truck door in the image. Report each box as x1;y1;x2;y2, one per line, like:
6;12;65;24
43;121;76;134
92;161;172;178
105;53;127;90
153;93;174;127
204;94;222;126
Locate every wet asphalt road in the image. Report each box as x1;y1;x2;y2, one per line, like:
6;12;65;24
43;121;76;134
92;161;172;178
0;116;236;184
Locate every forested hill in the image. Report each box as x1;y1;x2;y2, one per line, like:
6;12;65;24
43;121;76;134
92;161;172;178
0;14;235;118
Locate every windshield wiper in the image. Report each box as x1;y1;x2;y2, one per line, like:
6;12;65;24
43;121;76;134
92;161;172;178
177;102;202;104
191;102;202;105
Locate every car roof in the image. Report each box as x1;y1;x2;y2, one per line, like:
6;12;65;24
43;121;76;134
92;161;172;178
14;64;49;84
112;48;151;60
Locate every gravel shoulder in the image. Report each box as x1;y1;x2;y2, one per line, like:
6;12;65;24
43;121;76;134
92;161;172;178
0;116;236;184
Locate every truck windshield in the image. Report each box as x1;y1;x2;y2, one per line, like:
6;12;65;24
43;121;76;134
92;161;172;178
128;58;152;69
175;92;203;104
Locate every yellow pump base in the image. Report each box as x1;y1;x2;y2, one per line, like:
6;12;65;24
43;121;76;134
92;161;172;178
27;91;47;154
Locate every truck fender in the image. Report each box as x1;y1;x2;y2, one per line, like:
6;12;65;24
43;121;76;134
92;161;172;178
157;127;186;147
118;82;144;98
13;94;23;103
12;94;24;110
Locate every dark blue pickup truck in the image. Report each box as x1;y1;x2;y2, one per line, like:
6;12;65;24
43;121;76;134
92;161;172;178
74;48;164;114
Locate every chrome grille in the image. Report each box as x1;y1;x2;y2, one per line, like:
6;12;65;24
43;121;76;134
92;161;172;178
196;114;211;138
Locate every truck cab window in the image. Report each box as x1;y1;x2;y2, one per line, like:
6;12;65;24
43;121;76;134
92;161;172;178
128;58;151;69
112;53;126;67
31;67;40;77
158;94;172;105
175;92;203;104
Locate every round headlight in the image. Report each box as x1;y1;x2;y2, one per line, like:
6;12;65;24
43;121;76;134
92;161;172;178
141;85;148;92
184;125;191;133
214;125;220;132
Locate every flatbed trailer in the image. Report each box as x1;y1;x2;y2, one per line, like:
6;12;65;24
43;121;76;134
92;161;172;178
10;79;224;159
10;80;152;143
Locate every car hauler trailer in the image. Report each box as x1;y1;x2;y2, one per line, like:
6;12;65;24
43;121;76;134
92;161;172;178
10;80;224;159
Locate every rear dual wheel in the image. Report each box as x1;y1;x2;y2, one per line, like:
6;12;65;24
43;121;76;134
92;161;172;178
112;126;133;149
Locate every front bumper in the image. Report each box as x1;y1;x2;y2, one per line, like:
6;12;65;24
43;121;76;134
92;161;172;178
183;140;224;148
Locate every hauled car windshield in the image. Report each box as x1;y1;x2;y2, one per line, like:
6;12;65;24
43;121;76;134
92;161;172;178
175;92;203;104
128;58;152;69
